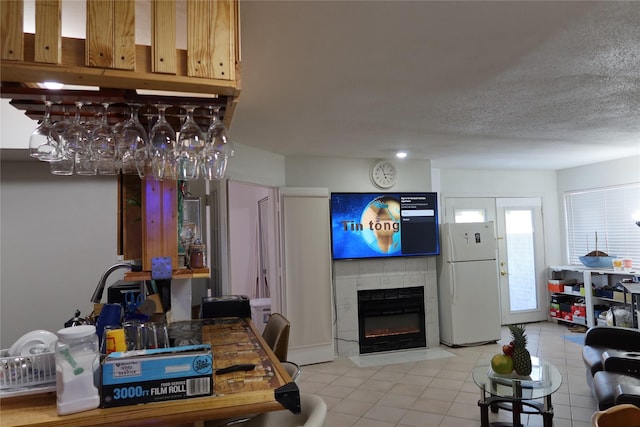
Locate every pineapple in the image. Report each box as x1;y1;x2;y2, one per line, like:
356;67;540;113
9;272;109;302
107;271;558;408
508;324;532;376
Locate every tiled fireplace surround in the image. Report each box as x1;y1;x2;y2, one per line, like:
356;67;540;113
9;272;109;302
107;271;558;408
333;256;440;357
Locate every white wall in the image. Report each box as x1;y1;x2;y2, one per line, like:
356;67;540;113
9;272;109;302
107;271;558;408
1;160;120;348
556;155;640;262
556;155;640;192
285;157;431;191
433;168;562;265
1;100;33;149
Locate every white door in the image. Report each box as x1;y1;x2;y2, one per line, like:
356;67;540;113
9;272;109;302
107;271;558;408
496;198;547;324
443;197;547;325
278;187;334;365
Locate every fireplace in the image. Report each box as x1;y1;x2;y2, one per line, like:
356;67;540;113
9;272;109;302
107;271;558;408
357;286;427;354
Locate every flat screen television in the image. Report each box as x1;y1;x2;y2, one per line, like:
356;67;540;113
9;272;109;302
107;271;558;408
330;192;440;260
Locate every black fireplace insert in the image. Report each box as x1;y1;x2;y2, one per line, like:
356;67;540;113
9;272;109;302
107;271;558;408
357;286;426;354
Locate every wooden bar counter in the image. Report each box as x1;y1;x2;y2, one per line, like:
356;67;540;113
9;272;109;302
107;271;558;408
1;318;297;427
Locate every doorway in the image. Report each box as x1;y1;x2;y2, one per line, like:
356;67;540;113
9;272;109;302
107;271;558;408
443;197;547;325
226;181;280;332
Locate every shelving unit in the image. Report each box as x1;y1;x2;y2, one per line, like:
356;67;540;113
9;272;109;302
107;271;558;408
549;265;639;328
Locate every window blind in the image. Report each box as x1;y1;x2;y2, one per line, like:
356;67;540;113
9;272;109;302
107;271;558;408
565;183;640;266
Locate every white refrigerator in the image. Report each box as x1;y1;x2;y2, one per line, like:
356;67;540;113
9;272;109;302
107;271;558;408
437;221;502;346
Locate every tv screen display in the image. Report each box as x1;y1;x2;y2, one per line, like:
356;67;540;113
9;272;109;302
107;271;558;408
330;192;440;260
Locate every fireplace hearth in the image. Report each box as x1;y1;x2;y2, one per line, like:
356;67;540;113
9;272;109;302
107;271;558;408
358;286;426;354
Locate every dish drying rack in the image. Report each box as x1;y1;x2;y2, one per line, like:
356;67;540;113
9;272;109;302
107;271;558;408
0;349;56;398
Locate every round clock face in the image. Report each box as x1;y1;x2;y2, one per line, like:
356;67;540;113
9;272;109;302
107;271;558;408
370;160;398;189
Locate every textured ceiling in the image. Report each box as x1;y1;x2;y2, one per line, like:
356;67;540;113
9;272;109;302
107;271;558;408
231;1;640;170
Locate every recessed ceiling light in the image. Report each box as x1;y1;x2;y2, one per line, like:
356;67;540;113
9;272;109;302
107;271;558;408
396;151;407;159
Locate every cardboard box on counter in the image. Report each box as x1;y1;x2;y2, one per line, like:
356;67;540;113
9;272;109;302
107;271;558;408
101;344;213;408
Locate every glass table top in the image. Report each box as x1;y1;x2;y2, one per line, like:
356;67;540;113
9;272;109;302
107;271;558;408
472;356;563;400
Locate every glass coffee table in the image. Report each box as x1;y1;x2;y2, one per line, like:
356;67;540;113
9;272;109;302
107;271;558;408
472;356;562;427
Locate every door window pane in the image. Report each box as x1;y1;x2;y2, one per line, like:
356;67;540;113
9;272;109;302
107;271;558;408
454;209;486;223
505;209;537;311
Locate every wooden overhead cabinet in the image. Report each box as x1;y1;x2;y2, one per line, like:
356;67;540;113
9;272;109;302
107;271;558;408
1;0;241;277
0;0;241;128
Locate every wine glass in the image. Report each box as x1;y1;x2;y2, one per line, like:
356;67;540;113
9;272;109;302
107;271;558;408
149;104;176;180
49;104;74;175
64;101;96;176
29;100;60;162
134;107;156;179
93;102;119;175
53;104;72;138
201;106;234;180
119;103;148;175
177;105;204;181
50;138;74;175
83;102;100;140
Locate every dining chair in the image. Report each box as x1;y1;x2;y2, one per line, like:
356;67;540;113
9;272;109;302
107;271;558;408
261;313;290;362
241;393;327;427
280;360;301;383
591;403;640;427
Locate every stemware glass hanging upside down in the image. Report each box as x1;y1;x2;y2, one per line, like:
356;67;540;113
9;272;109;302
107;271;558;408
64;101;96;176
149;104;177;180
93;102;119;175
177;105;204;181
119;103;148;175
201;106;234;180
29;100;61;162
50;104;74;175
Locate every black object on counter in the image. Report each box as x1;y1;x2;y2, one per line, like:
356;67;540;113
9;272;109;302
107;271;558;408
108;281;144;306
201;295;250;319
215;364;256;375
64;309;89;328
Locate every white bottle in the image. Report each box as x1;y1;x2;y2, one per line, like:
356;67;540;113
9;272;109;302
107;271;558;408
55;325;101;415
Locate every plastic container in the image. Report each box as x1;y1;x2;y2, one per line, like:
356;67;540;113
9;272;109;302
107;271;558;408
55;325;100;415
0;349;56;397
250;298;271;334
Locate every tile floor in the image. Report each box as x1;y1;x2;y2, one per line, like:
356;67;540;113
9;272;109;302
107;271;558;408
296;321;596;427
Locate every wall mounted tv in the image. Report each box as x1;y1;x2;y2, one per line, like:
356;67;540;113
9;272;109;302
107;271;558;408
330;192;440;260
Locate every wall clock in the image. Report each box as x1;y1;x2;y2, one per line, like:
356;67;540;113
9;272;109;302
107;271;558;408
370;159;398;189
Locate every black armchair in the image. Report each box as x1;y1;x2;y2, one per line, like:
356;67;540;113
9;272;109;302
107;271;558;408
582;326;640;410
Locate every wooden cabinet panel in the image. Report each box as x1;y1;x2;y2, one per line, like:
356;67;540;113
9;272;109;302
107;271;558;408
35;0;61;64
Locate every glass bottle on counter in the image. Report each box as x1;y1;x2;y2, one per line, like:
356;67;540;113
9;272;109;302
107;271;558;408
190;243;206;269
55;325;101;415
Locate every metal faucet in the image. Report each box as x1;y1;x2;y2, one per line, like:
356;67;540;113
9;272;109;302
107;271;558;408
90;262;133;303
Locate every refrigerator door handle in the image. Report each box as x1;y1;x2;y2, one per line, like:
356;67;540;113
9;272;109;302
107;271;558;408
450;263;456;301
